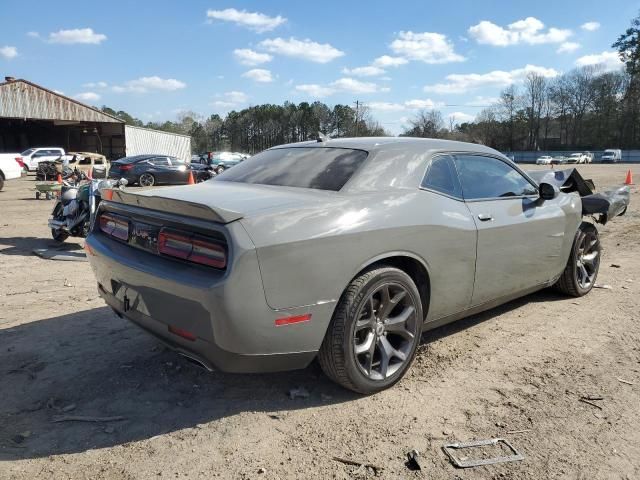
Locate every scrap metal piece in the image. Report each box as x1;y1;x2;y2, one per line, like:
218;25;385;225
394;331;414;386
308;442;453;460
442;438;524;468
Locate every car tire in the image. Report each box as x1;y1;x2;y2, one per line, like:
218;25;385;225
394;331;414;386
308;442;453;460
139;173;155;187
0;175;4;191
318;266;424;394
51;228;69;242
555;222;601;297
216;165;225;174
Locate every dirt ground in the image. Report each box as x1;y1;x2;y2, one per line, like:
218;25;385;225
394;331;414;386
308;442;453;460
0;165;638;480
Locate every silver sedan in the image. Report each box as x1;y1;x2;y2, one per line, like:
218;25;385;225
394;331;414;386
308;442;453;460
86;137;613;393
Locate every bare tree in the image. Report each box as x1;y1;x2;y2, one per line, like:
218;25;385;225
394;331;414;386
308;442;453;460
403;110;445;138
524;73;547;150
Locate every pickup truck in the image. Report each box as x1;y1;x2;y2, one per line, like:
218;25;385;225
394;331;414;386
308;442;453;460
0;153;26;190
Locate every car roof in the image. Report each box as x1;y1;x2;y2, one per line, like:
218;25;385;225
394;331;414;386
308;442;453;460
269;136;502;156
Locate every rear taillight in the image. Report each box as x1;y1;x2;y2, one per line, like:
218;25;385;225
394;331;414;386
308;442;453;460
158;229;226;269
99;213;129;241
119;164;134;171
15;157;25;168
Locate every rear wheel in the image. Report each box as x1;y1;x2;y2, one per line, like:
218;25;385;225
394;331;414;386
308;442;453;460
555;222;601;297
216;165;225;174
139;173;155;187
318;267;423;394
0;175;4;191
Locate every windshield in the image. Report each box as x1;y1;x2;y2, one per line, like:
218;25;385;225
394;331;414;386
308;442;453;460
21;148;35;156
214;147;368;191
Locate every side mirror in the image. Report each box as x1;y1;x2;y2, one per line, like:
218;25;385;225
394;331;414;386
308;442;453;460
539;182;559;200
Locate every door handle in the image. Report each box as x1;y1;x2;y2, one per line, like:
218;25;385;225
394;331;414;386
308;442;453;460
477;213;493;222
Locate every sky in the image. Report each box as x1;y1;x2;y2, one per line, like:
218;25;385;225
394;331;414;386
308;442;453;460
0;0;636;134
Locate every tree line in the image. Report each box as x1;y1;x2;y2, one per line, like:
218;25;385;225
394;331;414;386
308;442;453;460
403;12;640;151
101;102;386;154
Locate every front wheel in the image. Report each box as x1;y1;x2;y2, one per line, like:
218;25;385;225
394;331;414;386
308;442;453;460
318;267;424;394
555;222;601;297
139;173;155;187
51;228;69;242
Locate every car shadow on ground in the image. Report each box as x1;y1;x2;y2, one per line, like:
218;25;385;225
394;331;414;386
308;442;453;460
0;288;568;460
0;237;84;257
0;306;357;460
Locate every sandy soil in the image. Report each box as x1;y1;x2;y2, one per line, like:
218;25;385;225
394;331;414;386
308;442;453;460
0;165;638;480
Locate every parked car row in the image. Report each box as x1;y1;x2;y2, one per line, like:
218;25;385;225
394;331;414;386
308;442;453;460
534;150;624;165
192;151;250;174
108;154;212;186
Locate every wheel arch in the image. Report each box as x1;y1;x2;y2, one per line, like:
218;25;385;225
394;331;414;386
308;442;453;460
347;252;431;322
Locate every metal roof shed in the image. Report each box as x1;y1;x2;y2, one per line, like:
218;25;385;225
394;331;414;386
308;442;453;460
0;77;191;161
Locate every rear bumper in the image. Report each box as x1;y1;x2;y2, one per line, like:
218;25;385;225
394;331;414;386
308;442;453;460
85;219;335;373
100;285;316;373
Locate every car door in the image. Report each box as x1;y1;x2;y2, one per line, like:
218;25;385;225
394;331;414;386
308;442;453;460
167;158;190;184
453;154;568;306
146;156;171;182
419;155;477;319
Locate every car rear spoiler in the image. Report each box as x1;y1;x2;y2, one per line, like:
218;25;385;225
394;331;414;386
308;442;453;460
527;168;630;224
109;189;244;224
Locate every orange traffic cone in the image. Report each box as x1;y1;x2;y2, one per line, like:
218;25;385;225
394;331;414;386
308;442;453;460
624;169;633;185
187;171;195;185
56;173;62;184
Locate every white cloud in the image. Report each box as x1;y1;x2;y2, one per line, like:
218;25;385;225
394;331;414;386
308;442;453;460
372;55;408;68
242;68;273;83
259;37;344;63
83;81;108;88
468;96;500;106
294;77;389;98
448;111;475;124
113;76;186;93
575;51;623;72
581;21;601;31
233;48;272;66
27;31;40;38
295;84;336;98
74;92;101;102
424;64;559;94
557;42;581;54
390;31;465;63
331;78;380;94
404;99;442;109
0;46;18;59
342;66;386;77
49;28;107;45
206;8;286;33
368;99;443;112
212;91;249;108
468;17;571;46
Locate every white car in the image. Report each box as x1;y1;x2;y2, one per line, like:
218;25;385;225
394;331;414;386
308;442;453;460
19;147;65;172
0;153;26;190
536;155;553;165
567;153;588;164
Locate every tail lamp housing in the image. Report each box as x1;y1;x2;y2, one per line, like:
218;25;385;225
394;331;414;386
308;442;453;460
99;213;129;241
158;228;226;269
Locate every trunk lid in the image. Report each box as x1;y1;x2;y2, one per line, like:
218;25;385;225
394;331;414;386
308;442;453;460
109;181;336;224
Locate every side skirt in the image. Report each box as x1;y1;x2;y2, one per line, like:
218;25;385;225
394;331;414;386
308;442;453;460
423;281;555;332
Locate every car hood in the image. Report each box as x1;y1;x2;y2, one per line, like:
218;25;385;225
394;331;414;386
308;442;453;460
109;180;337;224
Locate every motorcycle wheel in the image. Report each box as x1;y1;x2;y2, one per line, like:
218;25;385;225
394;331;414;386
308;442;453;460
51;228;69;242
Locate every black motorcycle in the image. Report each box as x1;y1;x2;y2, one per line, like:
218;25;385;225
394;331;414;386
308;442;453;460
48;177;127;242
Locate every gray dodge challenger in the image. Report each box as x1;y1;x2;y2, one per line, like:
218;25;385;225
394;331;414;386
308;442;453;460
87;137;630;393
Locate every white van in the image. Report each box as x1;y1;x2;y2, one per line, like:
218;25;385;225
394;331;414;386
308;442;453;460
601;149;622;163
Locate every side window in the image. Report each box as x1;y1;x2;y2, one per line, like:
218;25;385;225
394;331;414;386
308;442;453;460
94;157;104;164
421;155;462;199
151;157;169;166
453;155;537;200
78;157;92;165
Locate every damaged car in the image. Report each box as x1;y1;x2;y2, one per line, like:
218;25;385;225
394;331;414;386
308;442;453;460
85;138;631;393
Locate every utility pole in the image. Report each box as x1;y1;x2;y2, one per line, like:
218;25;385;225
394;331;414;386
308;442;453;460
354;100;359;137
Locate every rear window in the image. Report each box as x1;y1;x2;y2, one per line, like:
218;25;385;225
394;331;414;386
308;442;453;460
214;147;368;191
21;148;35;156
